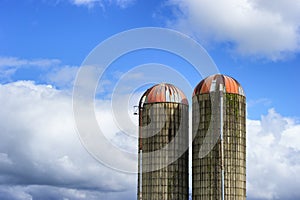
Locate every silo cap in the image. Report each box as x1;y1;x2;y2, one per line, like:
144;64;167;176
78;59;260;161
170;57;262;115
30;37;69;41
139;83;188;106
193;74;245;96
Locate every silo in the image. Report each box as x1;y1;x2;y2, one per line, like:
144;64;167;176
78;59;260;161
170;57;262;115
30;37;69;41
137;83;189;200
192;74;246;200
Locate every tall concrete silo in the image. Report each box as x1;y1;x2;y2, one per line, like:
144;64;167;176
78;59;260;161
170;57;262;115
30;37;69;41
137;83;189;200
192;74;246;200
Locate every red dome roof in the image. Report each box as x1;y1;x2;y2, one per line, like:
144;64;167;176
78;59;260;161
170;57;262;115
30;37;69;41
140;83;188;106
193;74;245;96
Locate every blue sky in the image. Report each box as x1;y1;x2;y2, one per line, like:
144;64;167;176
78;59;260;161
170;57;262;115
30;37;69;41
0;0;300;199
1;0;299;118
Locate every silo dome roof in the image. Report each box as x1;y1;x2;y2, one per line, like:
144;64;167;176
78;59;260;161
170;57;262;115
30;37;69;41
193;74;245;96
139;83;188;106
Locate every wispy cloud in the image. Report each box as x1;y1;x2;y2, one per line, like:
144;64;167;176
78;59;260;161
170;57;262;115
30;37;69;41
71;0;104;8
247;98;272;107
0;56;81;90
70;0;135;8
167;0;300;60
45;65;79;89
0;57;60;68
0;56;61;83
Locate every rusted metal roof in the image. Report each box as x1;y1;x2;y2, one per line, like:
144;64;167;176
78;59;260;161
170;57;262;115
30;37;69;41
193;74;245;96
140;83;188;106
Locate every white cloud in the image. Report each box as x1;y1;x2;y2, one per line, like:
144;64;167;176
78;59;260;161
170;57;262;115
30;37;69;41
247;98;272;108
0;185;134;200
71;0;102;8
247;109;300;199
0;80;299;199
0;56;80;89
113;0;135;8
70;0;135;8
0;57;60;68
280;125;300;151
45;65;79;88
0;56;61;82
0;81;136;199
167;0;300;60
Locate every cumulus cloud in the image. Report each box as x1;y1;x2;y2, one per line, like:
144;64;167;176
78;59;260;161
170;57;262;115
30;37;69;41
167;0;300;60
0;81;136;199
247;109;300;199
0;80;299;199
